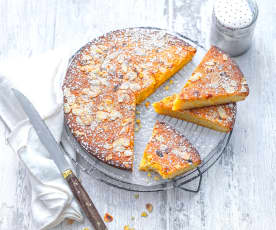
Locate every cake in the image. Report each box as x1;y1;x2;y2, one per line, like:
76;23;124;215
153;94;236;132
172;46;249;111
139;121;201;179
63;28;196;170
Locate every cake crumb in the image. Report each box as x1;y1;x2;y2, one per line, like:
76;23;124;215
145;101;150;108
146;203;153;213
141;211;148;217
154;176;160;181
169;80;174;85
104;213;113;223
136;119;141;125
67;219;74;225
147;172;152;177
83;228;89;230
134;194;139;199
164;85;169;90
136;111;141;115
124;225;135;230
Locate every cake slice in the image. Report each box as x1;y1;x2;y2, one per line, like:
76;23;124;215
153;94;236;132
172;46;249;111
139;121;201;179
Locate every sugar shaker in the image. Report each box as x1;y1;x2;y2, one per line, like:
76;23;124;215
210;0;258;57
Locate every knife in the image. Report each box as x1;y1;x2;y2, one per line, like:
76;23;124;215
12;89;107;230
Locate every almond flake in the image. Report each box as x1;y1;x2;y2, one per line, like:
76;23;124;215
225;85;236;94
66;95;76;105
126;71;137;81
109;110;122;120
121;62;128;72
113;138;130;152
82;87;101;98
124;150;133;157
103;143;112;150
81;114;93;126
218;107;227;120
64;103;71;113
120;82;130;90
96;111;108;121
205;60;215;66
118;92;130;103
72;106;83;116
129;82;141;92
63;88;71;97
189;72;202;82
106;154;112;161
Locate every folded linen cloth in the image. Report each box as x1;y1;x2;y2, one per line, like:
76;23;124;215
0;42;94;229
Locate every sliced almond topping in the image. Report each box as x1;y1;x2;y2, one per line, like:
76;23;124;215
189;72;202;82
103;143;112;150
129;82;141;92
109;110;122;121
96;111;109;121
218;107;227;120
106;154;113;161
63;88;71;97
64;103;71;113
126;71;137;81
205;60;215;66
71;105;83;116
113;138;130;152
124;150;133;157
82;87;101;98
121;62;128;73
223;54;228;61
81;114;93;126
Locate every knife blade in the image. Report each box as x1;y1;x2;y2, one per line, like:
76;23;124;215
12;88;107;230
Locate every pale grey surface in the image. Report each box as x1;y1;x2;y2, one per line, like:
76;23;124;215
0;0;275;229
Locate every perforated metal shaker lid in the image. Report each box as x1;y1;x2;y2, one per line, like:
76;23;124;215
214;0;256;30
211;0;258;56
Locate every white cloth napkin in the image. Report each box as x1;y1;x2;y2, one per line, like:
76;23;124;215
0;42;95;229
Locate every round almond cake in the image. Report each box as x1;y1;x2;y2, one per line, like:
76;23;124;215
63;28;196;170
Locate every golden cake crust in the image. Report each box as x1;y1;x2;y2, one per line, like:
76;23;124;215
139;121;201;179
153;94;236;132
63;28;196;170
173;46;249;110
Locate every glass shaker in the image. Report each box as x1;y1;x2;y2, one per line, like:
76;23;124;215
210;0;258;57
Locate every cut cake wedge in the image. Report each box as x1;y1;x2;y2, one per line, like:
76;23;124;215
172;46;249;111
139;121;201;179
153;94;236;132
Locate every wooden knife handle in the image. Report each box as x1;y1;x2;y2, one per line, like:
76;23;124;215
64;170;107;230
